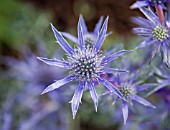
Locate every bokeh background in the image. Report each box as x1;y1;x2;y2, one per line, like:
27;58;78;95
0;0;170;130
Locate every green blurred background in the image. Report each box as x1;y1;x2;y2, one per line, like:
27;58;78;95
0;0;140;52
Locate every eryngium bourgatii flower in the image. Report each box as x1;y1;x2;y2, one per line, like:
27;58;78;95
103;73;156;124
61;15;111;47
37;17;131;119
130;0;170;9
132;7;170;67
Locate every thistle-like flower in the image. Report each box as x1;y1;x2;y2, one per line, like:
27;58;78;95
37;17;131;119
132;7;170;67
62;16;110;47
104;73;156;124
130;0;170;9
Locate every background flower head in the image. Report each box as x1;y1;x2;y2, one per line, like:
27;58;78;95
132;7;170;67
103;72;156;124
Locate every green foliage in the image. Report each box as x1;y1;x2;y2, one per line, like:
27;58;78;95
0;0;53;50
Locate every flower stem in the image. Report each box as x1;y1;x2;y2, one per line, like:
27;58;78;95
155;4;164;24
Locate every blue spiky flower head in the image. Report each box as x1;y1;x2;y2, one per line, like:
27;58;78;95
62;15;111;48
37;16;132;119
104;73;156;124
132;7;170;67
131;0;170;9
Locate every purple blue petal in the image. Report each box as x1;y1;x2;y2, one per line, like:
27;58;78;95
70;81;85;119
149;43;161;64
146;81;170;96
131;17;155;28
78;17;84;49
139;7;159;25
102;50;132;63
51;23;73;55
132;27;152;35
41;76;75;94
87;81;99;112
80;15;88;34
37;57;70;68
136;83;157;92
135;37;154;49
122;101;129;125
132;95;156;108
61;32;78;44
97;77;125;100
93;16;104;35
130;1;149;9
94;17;109;52
103;67;129;73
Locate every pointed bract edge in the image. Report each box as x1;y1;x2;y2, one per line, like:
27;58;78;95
149;43;160;64
103;67;129;73
78;17;84;49
103;50;132;63
87;81;98;112
70;81;85;119
132;27;152;34
37;57;70;68
50;23;73;55
97;77;126;101
146;82;170;97
136;83;158;92
79;15;88;34
159;3;166;10
121;101;129;125
61;32;79;44
41;76;75;95
139;7;159;25
130;1;148;9
106;31;112;37
94;16;109;52
100;91;112;98
93;16;104;35
112;97;119;105
131;17;155;28
132;95;156;109
162;42;170;67
135;37;154;49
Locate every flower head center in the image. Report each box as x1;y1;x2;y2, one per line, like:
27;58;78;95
84;34;96;48
68;47;104;81
119;85;136;100
152;26;169;41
